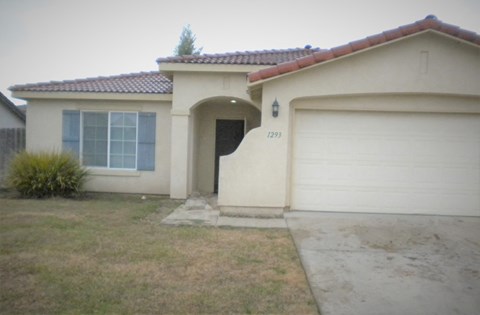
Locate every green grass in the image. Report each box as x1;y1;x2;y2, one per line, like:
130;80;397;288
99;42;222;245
0;192;317;314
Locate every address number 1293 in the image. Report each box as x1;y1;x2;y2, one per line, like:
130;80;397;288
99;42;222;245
267;131;282;138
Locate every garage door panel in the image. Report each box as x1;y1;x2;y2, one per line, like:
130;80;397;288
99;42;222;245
292;110;480;216
297;163;477;189
414;166;477;187
295;185;479;215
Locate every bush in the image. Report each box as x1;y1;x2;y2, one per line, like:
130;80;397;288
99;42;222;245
7;151;88;198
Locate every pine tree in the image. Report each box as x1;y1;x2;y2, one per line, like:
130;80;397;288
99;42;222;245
174;24;203;56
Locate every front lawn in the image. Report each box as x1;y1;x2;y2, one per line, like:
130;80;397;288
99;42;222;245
0;192;317;314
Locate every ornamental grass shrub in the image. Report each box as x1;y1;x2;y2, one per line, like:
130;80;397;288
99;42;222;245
7;151;88;198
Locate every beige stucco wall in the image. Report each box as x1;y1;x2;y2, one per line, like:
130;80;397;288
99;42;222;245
193;101;260;193
168;71;260;198
0;105;24;128
171;72;259;111
25;98;172;195
218;32;480;210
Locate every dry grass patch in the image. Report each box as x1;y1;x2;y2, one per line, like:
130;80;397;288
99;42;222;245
0;192;317;314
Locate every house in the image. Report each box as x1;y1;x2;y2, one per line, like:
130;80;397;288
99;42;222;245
0;92;25;128
0;92;26;186
10;16;480;217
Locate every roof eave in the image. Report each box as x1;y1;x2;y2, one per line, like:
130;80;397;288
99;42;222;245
427;28;480;48
11;91;173;102
159;62;271;74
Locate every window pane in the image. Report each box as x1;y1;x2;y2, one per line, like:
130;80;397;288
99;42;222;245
124;127;136;141
111;127;123;140
123;156;136;169
97;127;108;139
111;113;123;126
83;140;95;154
82;112;108;167
109;112;137;169
110;141;123;154
96;154;107;166
110;155;122;168
124;142;136;154
97;113;108;125
84;126;96;139
124;113;136;126
83;113;97;126
83;154;94;166
96;140;107;153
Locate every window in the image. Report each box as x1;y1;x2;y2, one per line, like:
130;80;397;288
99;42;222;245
62;110;156;171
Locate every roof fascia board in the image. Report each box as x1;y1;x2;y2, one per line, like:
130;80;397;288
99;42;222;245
11;91;173;102
428;29;480;49
159;63;269;74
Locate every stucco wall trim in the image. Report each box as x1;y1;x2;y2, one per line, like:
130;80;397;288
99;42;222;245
171;109;190;116
88;169;141;177
291;93;480;114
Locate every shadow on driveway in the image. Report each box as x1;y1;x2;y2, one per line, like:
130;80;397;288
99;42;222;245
286;211;480;315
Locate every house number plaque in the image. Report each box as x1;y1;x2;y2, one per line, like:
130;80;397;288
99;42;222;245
267;131;282;138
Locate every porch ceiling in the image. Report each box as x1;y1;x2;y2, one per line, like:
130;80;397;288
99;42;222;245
194;96;261;111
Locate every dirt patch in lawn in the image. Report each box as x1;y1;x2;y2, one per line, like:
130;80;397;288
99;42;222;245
0;192;317;314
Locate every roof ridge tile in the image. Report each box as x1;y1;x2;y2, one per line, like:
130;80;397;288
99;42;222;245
156;47;320;65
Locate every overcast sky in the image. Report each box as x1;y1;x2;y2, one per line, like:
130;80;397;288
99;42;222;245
1;0;479;104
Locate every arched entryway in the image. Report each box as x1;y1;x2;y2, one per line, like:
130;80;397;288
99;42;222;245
191;97;261;194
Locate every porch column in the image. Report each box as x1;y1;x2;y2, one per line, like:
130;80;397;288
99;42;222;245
170;111;190;199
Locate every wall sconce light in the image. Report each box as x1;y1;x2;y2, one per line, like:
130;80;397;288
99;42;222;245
272;98;280;117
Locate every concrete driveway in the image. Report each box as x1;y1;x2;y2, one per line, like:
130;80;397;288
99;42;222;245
285;212;480;315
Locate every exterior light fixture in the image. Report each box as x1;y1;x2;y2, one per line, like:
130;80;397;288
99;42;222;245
272;98;280;117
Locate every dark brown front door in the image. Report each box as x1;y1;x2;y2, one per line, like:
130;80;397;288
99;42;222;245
214;119;245;192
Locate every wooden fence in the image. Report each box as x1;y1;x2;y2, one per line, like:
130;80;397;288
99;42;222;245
0;128;26;186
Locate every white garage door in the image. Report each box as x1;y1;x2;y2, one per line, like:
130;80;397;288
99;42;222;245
292;110;480;216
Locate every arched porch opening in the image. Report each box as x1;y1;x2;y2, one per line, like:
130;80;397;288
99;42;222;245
190;96;261;194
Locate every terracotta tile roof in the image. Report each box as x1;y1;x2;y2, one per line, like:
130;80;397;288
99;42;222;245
0;92;25;122
248;16;480;83
156;47;320;65
9;71;172;94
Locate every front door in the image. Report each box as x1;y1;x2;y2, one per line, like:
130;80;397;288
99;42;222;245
214;119;245;192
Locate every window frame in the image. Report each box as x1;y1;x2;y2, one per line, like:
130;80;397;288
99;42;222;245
79;110;139;170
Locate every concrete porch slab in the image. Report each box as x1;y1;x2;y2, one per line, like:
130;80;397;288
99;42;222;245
161;205;287;229
160;205;219;226
161;194;287;228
